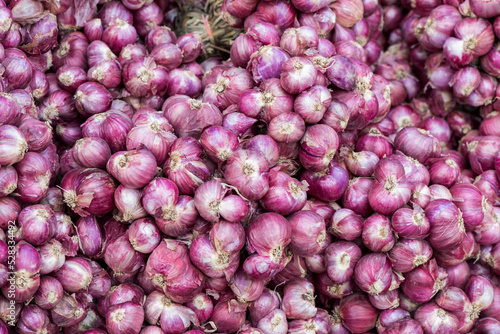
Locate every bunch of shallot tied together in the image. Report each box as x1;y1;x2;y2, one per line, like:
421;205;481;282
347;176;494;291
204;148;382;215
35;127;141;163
2;0;500;333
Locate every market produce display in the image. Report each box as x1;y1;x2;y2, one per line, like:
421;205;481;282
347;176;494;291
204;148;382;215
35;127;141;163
1;0;500;333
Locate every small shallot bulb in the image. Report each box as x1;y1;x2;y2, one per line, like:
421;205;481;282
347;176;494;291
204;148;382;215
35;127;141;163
329;209;364;240
282;278;317;320
301;161;349;202
0;166;17;197
167;68;202;97
389;239;433;273
74;82;113;117
219;195;249;223
34;276;63;310
260;168;308;216
153;195;198;238
444;18;495;67
61;168;117;217
18;204;55;246
280;27;319;56
53;118;82;144
246;212;291;263
414;303;459;334
84;18;103;42
326;55;356;91
150;43;182;71
391;207;430;239
362;214;396;252
145;26;176;52
425;199;466;251
88;60;122;89
230;34;258;68
229;268;265;303
200;126;239;162
378;308;411;330
127;113;177;166
384;318;424;334
18;119;52;153
294;85;332;124
267;112;306;143
342;177;373;217
56;65;87;93
0;125;28;166
190;234;239;280
339;293;378;333
107;148;157;189
210;297;247;333
224;149;270;201
394;127;441;164
114;185;148;222
344;150;380;177
51;293;87;327
102;17;138;55
435;286;471;313
243;135;280;167
128;218;161;254
429;158;461;188
14;152;51;204
107;301;144;334
185;293;213;323
402;259;449;303
162;95;222;139
465;275;494;312
325;241;362;283
123;57;169;97
164;137;211;195
249;288;280;326
193;180;227;223
17;305;58;334
104;233;146;280
76;215;104;258
72;137;111;169
210;220;246;254
355;129;393;159
288;210;326;257
368;164;411;216
247;46;291;85
354;253;393;295
53;257;93;293
39;239;65;274
238;78;294;122
280;57;317;94
299;124;340;172
449;184;487;230
177;33;204;63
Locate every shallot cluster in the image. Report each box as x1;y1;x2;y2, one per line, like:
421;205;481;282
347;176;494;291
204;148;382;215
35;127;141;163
1;0;500;333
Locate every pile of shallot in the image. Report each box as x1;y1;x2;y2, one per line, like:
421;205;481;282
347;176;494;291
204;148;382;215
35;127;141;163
1;0;500;333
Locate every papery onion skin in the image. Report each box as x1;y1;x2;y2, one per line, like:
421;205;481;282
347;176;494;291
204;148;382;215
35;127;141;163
61;168;117;217
354;253;393;295
14;152;51;204
339;293;378;333
342;177;374;217
394;127;441;164
325;241;362;284
301;161;349;202
425;199;467;251
224;149;270;201
107;148;158;189
0;125;28;166
401;259;449;304
414;302;459;334
288;210;326;257
260;168;308;216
